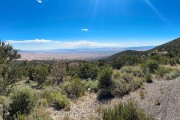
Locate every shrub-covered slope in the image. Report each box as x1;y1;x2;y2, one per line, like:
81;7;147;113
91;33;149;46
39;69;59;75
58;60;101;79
104;38;180;64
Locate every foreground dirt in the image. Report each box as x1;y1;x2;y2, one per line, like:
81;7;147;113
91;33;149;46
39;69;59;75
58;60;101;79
138;77;180;120
48;77;180;120
47;93;100;120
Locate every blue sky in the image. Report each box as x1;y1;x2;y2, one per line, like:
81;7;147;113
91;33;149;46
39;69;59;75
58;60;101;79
0;0;180;50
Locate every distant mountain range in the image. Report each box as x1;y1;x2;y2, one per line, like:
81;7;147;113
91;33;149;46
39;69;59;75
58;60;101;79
18;46;155;54
17;46;155;61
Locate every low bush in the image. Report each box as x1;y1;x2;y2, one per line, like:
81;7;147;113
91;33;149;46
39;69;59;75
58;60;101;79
98;67;113;89
98;67;114;100
155;66;172;78
122;73;133;82
98;89;114;100
28;106;53;120
121;66;144;78
0;96;11;108
9;86;38;116
113;71;121;80
130;78;143;91
28;65;49;86
42;89;54;106
53;93;70;111
62;78;85;99
41;88;70;110
139;89;145;100
36;98;48;108
82;80;98;93
145;60;159;73
165;69;180;80
102;100;153;120
145;73;153;83
112;80;130;97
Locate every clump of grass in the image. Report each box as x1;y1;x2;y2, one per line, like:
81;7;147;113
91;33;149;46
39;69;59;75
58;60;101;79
102;100;153;120
113;72;121;80
36;98;48;108
145;73;153;83
41;88;70;111
139;89;145;100
155;66;172;78
62;78;85;99
28;106;53;120
82;80;98;93
164;69;180;80
53;93;70;111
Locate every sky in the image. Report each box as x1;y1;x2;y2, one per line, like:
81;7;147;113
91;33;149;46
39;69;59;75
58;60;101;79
0;0;180;50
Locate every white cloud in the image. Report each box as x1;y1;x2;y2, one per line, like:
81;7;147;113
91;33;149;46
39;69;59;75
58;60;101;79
7;39;52;43
6;39;164;50
81;28;88;32
6;39;124;48
37;0;42;3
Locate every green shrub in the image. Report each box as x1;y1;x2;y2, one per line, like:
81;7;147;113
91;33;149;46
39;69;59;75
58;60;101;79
121;66;133;74
82;80;98;92
155;66;172;78
0;96;10;108
68;63;100;80
28;106;53;120
62;78;85;99
29;65;49;86
113;72;121;80
41;88;70;110
98;89;114;100
165;69;180;80
145;73;153;83
145;60;159;73
112;80;130;97
102;100;152;120
122;73;133;82
112;59;123;69
37;98;48;108
98;67;113;89
9;86;38;116
130;78;143;90
42;89;54;106
168;59;177;66
121;66;144;77
98;67;114;100
53;93;70;111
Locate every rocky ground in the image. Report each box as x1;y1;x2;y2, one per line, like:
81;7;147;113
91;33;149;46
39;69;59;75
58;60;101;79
48;77;180;120
138;77;180;120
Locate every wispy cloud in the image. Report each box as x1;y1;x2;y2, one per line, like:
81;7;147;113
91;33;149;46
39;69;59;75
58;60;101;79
7;39;52;44
81;28;88;32
6;39;124;50
6;39;122;48
6;39;164;50
37;0;42;4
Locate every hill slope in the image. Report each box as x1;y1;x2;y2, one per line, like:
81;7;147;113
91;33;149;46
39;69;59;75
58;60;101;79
150;38;180;53
105;37;180;63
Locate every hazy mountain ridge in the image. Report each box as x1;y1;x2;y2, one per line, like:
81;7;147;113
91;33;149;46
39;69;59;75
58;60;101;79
105;38;180;62
18;46;154;60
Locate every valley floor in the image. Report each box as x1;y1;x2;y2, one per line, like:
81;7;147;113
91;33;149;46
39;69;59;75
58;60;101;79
47;77;180;120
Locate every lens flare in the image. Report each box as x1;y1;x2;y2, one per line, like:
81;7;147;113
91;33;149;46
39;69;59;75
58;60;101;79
144;0;169;24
